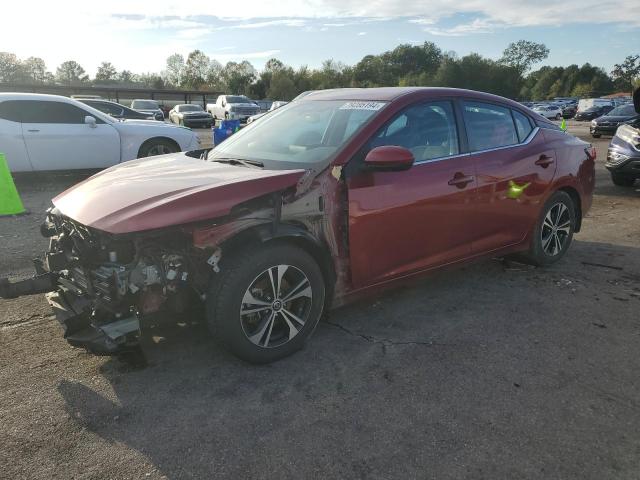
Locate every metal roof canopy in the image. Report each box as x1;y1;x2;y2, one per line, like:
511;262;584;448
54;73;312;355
0;83;223;108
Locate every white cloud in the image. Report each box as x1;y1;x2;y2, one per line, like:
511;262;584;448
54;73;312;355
211;50;282;61
1;0;639;75
357;32;367;36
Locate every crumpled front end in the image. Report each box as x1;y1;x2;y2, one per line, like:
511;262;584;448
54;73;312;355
19;209;211;354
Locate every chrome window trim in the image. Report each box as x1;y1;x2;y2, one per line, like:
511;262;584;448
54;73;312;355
413;126;540;165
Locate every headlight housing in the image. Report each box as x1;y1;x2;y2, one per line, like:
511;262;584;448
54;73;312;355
591;120;597;126
606;150;630;166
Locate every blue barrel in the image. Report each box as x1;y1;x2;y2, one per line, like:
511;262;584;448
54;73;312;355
212;119;241;145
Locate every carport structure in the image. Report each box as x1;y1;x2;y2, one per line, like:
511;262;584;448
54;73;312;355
0;83;222;109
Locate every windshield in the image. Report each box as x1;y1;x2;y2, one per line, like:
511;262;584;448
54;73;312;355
608;104;636;116
179;105;203;112
132;100;159;109
226;96;252;104
208;100;386;168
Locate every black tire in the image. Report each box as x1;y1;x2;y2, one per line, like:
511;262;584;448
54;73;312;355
206;243;326;364
611;172;636;187
555;114;562;120
518;191;576;267
591;133;601;138
137;138;179;158
224;112;229;120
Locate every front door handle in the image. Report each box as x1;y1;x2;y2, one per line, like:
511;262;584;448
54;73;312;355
27;129;40;133
448;172;474;188
535;154;554;168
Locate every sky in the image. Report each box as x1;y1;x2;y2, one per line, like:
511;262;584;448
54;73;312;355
2;0;639;76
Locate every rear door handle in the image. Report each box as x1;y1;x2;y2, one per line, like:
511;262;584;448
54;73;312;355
535;154;554;168
27;129;40;133
448;173;474;188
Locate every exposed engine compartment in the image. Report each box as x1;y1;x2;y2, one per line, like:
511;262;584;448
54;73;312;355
35;208;212;354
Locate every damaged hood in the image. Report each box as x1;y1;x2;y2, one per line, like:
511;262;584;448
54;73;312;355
53;153;305;234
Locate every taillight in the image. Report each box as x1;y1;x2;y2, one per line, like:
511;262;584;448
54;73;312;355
585;145;596;161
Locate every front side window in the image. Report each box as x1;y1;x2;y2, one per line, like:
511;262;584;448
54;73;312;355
370;101;460;162
20;100;98;124
462;101;518;151
208;100;384;168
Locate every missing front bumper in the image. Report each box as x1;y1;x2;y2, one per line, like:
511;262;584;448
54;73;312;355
46;288;141;356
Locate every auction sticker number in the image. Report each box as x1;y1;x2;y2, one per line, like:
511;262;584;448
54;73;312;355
340;102;386;111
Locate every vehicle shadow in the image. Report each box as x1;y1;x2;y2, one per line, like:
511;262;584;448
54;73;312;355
56;239;640;479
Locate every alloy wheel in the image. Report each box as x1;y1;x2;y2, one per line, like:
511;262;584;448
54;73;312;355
541;202;571;256
147;144;173;156
240;265;313;349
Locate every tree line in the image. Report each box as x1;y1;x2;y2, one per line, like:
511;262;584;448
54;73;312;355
0;41;638;101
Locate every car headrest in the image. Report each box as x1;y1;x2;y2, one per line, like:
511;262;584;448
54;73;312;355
634;87;640;114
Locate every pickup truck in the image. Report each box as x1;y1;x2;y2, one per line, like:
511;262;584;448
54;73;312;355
206;95;260;122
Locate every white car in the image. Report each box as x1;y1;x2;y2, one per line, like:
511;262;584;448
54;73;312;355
0;93;200;172
532;104;563;120
246;100;290;124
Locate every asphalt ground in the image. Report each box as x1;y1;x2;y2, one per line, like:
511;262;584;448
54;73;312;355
1;120;639;479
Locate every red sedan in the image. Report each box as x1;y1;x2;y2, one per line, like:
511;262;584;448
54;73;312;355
1;87;595;363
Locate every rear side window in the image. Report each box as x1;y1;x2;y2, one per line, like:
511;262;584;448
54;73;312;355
462;101;518;152
512;110;534;142
371;101;460;162
21;100;101;124
0;100;22;122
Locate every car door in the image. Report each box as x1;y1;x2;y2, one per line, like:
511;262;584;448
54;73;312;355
0;100;33;172
461;100;556;253
346;100;478;288
20;100;120;171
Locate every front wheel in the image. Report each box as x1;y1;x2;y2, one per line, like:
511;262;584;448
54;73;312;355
206;243;326;364
591;133;601;138
518;191;576;266
611;172;636;187
138;138;179;158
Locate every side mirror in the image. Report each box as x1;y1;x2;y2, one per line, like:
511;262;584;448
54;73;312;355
84;116;96;128
364;146;414;171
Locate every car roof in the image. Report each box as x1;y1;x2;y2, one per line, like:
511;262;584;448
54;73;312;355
0;92;82;103
301;87;527;109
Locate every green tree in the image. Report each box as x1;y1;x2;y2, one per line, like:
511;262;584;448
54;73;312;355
22;57;49;84
95;62;117;82
183;50;211;89
611;55;640;93
500;40;549;75
0;52;24;83
221;61;256;95
163;53;185;87
55;60;88;85
118;70;136;84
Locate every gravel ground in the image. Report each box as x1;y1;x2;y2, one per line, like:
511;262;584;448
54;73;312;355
1;121;639;480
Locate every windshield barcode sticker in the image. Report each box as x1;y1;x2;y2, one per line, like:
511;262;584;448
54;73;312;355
340;101;386;111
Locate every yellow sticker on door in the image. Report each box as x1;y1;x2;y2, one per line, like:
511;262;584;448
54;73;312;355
507;180;531;199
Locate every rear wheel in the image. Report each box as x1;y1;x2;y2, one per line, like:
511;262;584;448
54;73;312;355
138;138;179;158
611;172;636;187
518;191;576;266
206;243;326;364
555;113;562;120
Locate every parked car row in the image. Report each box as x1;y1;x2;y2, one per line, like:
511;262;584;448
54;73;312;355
0;93;200;172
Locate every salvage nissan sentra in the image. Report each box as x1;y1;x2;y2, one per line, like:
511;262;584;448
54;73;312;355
0;87;596;364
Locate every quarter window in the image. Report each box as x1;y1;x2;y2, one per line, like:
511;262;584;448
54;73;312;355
371;101;460;162
20;100;100;124
462;101;518;152
512;110;534;142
